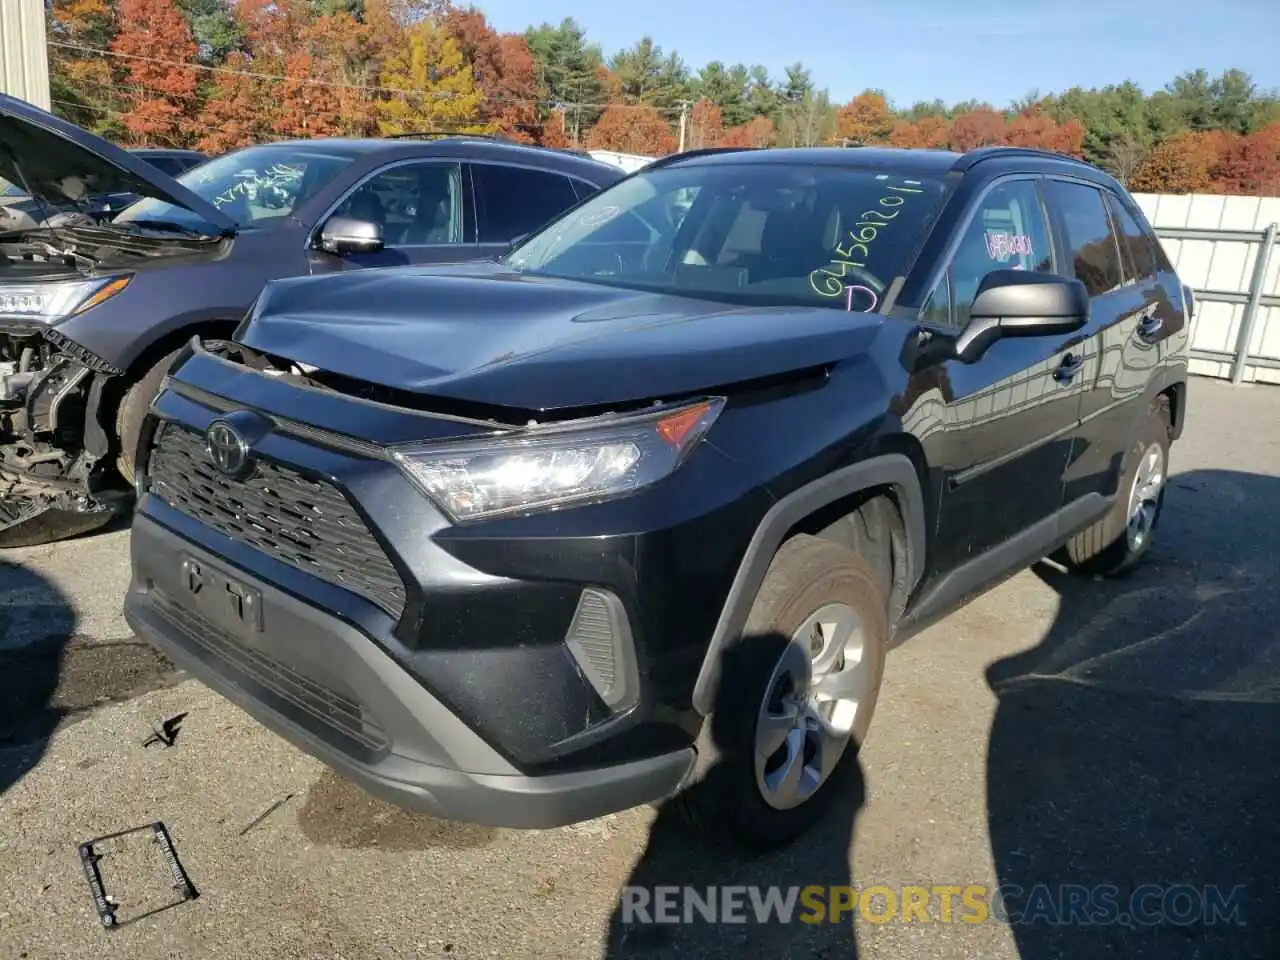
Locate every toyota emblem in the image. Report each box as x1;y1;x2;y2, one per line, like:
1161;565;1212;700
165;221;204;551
205;419;251;477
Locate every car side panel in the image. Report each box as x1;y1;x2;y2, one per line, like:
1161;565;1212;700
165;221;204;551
54;225;313;370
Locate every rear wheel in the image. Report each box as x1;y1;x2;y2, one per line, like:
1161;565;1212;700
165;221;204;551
672;534;888;850
1062;396;1172;576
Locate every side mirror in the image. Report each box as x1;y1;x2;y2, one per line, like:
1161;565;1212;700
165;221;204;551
952;270;1089;363
317;215;384;255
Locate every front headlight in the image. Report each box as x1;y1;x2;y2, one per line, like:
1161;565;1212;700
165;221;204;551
392;397;725;522
0;275;132;323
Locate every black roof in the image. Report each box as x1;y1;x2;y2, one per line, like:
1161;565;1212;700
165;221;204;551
231;135;623;182
651;144;1111;184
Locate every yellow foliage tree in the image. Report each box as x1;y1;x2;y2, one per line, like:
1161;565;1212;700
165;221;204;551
375;20;492;136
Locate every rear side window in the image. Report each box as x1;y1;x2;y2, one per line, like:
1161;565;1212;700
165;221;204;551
1105;193;1157;282
1045;180;1124;296
472;164;580;243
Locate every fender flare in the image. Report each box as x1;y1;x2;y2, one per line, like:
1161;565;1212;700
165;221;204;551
1124;365;1188;457
690;453;928;716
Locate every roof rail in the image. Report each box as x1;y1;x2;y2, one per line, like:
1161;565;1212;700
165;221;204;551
643;146;759;171
385;131;511;141
951;145;1097;172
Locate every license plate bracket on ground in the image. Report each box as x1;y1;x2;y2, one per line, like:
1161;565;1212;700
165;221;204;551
179;553;263;640
78;821;199;930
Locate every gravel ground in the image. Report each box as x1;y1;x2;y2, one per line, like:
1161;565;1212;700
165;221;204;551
1;376;1278;960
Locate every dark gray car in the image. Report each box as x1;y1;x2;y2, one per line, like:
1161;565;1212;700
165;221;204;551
0;95;624;545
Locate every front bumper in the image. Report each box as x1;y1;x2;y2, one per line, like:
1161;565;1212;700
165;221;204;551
125;514;696;828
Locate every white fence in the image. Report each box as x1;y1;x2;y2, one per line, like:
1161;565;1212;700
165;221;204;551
0;0;50;111
1132;193;1279;385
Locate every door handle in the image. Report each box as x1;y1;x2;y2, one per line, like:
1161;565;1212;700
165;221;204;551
1054;352;1085;383
1136;313;1163;342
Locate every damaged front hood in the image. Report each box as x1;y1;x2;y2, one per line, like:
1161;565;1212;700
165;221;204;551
239;262;882;411
0;94;235;235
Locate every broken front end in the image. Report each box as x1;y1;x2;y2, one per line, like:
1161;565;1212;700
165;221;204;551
0;237;132;546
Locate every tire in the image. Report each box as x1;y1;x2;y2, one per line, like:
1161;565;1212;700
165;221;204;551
671;534;889;851
1062;395;1172;577
115;347;186;483
115;343;221;483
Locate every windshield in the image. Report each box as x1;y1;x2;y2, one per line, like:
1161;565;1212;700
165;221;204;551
114;144;354;232
506;162;950;312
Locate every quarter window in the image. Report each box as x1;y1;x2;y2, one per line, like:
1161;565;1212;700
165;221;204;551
942;179;1053;327
1105;193;1157;283
1044;180;1124;296
333;162;463;245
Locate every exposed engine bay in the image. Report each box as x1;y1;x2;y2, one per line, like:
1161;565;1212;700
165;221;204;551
0;227;221;545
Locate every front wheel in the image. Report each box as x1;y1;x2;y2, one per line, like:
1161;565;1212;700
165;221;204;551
671;534;888;851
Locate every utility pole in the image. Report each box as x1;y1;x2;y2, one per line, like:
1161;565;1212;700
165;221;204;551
677;99;692;152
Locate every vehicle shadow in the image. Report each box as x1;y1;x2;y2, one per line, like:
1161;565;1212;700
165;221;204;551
986;468;1280;958
0;557;77;794
602;631;862;959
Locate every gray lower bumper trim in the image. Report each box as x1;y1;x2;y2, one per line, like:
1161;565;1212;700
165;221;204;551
125;515;695;829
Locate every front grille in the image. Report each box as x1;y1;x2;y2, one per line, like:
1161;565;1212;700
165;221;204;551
152;593;389;756
147;422;407;618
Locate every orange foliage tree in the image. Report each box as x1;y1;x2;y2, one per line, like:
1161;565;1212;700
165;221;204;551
111;0;199;145
1131;130;1236;193
836;91;894;144
193;52;267;153
718;115;774;148
1212;123;1280;195
948;107;1007;151
587;105;677;154
1006;107;1085;157
442;7;544;142
687;99;724;149
888;115;952;149
274;53;343;139
539;109;572;148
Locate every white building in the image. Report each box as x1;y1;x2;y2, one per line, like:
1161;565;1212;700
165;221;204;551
0;0;50;110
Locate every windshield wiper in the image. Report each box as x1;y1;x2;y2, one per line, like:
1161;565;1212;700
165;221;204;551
116;219;220;239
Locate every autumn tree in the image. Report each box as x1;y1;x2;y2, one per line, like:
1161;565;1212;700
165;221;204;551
948;107;1007;151
1210;122;1280;195
539;109;572;148
586;105;677;155
687;99;724;150
1130;130;1234;193
193;51;270;152
1006;107;1085;157
718;115;774;148
274;53;343;139
888;115;952;149
836;91;895;144
376;19;490;135
441;8;544;142
112;0;200;145
47;1;121;137
300;10;377;136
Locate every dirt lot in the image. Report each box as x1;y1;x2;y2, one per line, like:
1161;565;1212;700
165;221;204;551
2;376;1278;960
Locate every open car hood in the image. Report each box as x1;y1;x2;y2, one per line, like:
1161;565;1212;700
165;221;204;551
0;94;235;235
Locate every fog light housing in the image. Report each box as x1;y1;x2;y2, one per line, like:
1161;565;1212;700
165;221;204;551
564;588;639;713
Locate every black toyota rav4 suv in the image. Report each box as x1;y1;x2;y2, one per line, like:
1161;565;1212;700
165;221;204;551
126;145;1191;850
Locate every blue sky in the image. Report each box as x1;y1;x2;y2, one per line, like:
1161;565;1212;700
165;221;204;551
476;0;1280;108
